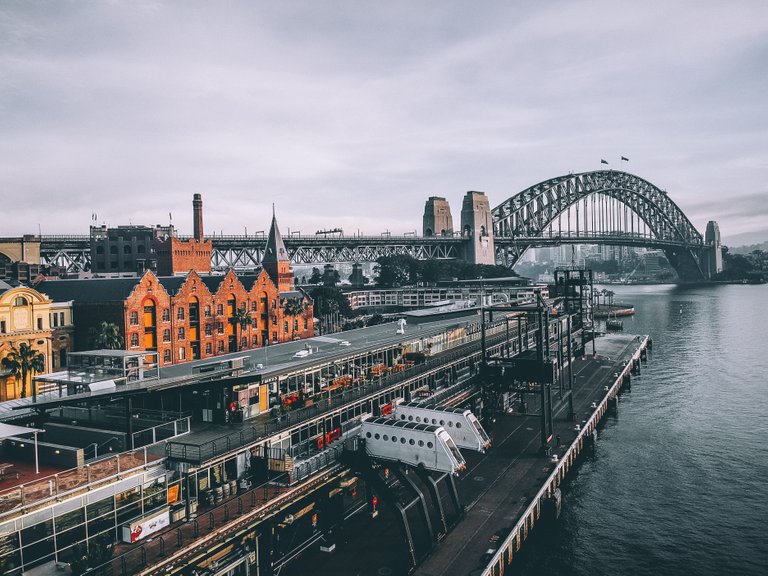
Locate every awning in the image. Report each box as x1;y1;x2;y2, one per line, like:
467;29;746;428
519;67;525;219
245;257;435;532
0;422;43;441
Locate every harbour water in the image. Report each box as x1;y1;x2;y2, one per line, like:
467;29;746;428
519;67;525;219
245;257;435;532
515;284;768;576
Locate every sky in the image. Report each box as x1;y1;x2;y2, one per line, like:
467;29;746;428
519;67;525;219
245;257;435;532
1;0;767;245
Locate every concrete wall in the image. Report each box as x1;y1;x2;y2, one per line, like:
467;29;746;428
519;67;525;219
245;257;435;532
2;437;83;469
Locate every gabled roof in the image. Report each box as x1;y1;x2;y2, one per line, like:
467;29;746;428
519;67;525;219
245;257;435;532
199;275;227;295
238;274;261;292
280;290;307;301
156;276;189;297
262;211;289;265
35;277;142;303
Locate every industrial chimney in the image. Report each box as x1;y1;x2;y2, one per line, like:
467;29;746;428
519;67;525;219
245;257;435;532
193;193;204;241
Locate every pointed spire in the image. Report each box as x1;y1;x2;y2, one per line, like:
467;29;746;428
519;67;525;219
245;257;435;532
262;208;289;265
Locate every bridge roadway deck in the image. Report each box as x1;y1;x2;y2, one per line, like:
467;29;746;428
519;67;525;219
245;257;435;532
282;333;644;576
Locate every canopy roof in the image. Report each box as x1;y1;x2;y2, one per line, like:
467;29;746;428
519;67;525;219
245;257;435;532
0;422;43;440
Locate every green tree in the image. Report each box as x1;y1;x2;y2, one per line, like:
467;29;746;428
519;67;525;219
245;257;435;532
322;265;341;287
89;321;124;350
374;255;419;287
283;298;306;317
232;306;253;351
309;286;353;318
420;259;444;284
308;267;323;285
1;343;46;398
366;313;385;327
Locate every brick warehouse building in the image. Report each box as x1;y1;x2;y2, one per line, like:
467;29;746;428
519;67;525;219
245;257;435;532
34;213;313;366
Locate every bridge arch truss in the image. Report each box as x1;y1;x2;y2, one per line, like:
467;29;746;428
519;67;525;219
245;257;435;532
492;170;706;279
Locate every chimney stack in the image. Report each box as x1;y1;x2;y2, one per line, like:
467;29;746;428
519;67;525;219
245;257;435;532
193;193;203;241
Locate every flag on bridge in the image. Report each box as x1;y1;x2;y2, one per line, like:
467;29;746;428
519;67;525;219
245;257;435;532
601;159;609;164
621;156;629;161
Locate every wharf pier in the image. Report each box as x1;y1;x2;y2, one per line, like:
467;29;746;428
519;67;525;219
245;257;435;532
286;333;650;576
0;285;646;576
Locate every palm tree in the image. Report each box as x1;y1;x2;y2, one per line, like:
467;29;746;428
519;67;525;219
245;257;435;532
89;322;124;350
606;290;616;306
283;298;306;317
283;298;307;338
233;307;253;351
1;343;46;399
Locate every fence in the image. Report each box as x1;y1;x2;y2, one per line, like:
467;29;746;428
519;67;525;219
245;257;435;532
0;448;161;521
165;322;532;464
131;415;192;449
88;463;344;576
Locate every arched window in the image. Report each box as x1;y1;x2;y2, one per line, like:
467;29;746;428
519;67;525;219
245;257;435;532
13;296;28;307
124;245;132;254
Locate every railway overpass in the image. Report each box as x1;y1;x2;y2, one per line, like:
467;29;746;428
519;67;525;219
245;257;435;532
2;170;723;281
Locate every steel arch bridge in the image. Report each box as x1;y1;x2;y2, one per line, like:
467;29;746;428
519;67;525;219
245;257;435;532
492;170;707;280
31;170;712;280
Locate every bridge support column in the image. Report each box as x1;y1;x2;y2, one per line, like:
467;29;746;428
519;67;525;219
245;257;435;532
397;468;435;544
460;191;496;265
415;469;447;537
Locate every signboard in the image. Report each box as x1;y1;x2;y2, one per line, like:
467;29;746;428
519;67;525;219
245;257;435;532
121;508;170;543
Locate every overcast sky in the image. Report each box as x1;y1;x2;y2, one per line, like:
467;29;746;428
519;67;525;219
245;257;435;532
2;1;767;244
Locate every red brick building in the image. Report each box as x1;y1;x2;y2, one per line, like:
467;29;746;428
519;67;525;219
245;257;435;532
89;193;213;276
35;214;313;366
154;193;213;276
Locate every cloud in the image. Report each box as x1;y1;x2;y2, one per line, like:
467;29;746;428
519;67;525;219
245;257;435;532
1;0;767;242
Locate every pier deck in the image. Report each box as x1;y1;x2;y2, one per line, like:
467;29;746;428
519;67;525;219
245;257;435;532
285;333;647;576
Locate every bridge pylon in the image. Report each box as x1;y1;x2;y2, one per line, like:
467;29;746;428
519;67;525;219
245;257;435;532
461;191;495;265
422;196;454;237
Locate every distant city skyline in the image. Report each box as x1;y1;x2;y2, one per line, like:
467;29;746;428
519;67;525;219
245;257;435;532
2;1;767;245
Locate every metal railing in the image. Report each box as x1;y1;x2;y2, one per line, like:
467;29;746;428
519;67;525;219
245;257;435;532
165;323;519;464
132;415;192;449
88;463;345;576
0;448;161;521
